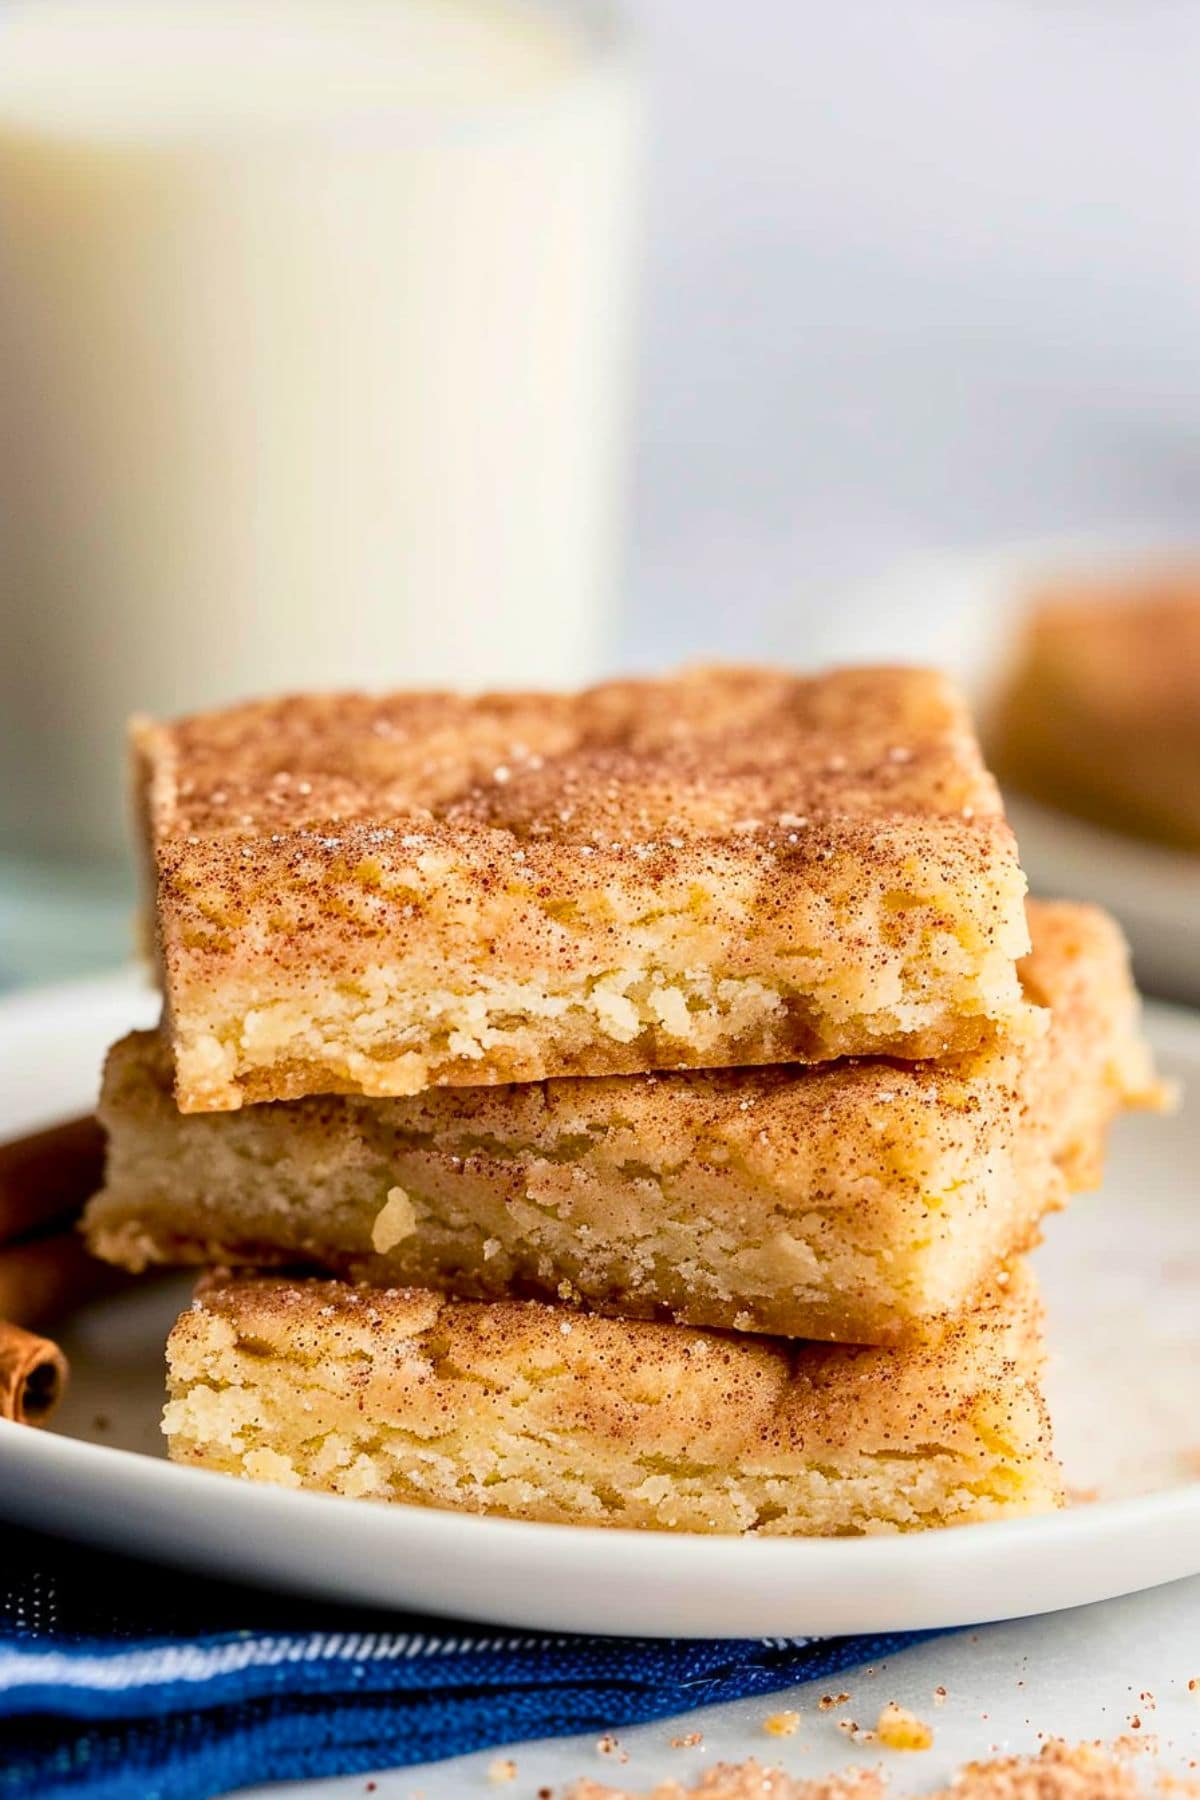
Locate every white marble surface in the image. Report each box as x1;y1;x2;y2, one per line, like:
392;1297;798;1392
236;1577;1200;1796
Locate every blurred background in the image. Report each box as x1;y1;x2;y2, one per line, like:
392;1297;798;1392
1;0;1198;987
627;0;1200;666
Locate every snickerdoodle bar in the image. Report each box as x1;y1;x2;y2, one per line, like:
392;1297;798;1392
162;1263;1060;1534
89;902;1160;1344
134;665;1033;1112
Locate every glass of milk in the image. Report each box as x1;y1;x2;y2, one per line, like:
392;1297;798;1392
0;0;639;865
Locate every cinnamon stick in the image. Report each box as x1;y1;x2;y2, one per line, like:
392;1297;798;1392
0;1114;105;1245
0;1229;125;1330
0;1319;67;1426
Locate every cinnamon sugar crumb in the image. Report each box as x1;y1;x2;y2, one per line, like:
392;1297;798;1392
933;1739;1153;1797
763;1711;800;1738
566;1743;1199;1800
488;1759;517;1784
565;1762;883;1799
670;1733;704;1749
818;1693;851;1712
876;1702;934;1750
1113;1734;1158;1759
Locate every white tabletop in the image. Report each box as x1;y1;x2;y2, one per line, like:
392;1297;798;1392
236;1575;1200;1795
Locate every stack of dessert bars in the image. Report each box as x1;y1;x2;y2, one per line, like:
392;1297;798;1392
85;666;1162;1535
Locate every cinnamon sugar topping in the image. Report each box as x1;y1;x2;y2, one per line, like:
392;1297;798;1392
134;665;1034;1111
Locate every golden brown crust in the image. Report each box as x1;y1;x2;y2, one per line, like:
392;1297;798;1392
163;1265;1061;1533
991;574;1200;849
89;901;1160;1343
134;665;1033;1110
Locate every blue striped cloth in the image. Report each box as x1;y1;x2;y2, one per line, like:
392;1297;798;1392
0;1527;927;1800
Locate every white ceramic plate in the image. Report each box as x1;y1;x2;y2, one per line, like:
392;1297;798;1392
848;535;1200;1004
1;970;1198;1640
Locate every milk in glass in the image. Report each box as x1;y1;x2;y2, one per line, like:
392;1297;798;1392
0;0;637;858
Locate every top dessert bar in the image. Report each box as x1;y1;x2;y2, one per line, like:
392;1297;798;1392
134;664;1034;1112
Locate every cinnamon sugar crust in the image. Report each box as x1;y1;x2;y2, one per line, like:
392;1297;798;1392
89;902;1161;1344
162;1264;1061;1533
991;575;1200;850
134;665;1033;1111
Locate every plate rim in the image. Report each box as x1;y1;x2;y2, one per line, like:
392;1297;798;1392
5;1405;1200;1638
7;1400;1200;1553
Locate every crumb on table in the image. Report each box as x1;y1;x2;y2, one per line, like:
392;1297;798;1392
876;1703;934;1751
562;1738;1195;1798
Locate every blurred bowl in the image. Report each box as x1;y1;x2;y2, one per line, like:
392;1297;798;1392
851;533;1200;1004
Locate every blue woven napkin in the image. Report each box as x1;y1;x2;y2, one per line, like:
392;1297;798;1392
0;1525;927;1800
